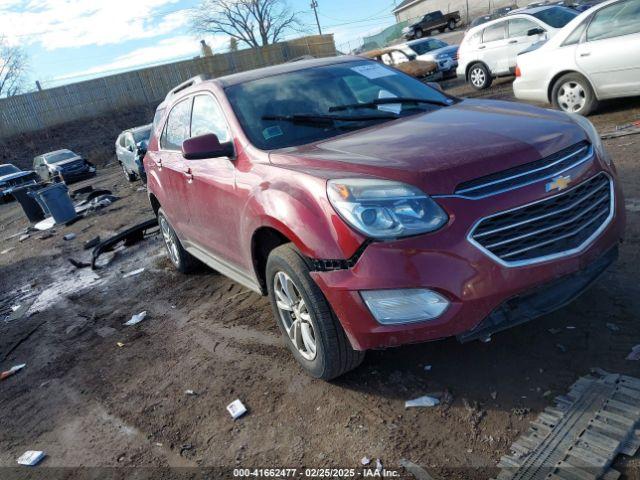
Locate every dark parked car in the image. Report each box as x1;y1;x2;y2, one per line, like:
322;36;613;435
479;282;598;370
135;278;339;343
145;57;624;379
116;124;152;182
33;149;96;183
0;164;39;202
402;10;461;39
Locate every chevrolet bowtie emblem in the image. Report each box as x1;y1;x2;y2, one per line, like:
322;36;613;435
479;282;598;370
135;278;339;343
546;175;571;192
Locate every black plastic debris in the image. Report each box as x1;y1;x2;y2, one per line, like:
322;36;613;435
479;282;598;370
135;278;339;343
91;218;159;269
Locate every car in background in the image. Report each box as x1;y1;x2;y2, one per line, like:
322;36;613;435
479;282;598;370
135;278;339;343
402;10;461;39
514;0;640;115
33;149;96;184
361;48;440;80
116;124;152;182
0;164;39;202
397;38;459;78
468;14;498;30
456;5;579;89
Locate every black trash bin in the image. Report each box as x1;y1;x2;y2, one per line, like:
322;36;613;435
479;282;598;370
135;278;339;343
33;183;77;224
11;184;48;223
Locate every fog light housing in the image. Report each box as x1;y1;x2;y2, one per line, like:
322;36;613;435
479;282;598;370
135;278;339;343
361;289;449;325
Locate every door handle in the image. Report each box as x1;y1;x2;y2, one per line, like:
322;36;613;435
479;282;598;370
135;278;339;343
183;167;194;183
478;45;486;49
580;52;591;57
508;39;518;44
155;158;163;169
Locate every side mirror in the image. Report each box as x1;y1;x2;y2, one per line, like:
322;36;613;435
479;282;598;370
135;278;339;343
182;133;234;160
427;82;443;92
127;145;134;152
527;27;545;36
407;53;417;60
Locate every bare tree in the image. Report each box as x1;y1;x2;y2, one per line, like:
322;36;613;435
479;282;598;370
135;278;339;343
0;36;27;97
191;0;302;49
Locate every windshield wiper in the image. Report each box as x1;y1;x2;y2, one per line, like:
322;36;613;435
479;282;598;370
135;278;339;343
262;113;398;126
329;97;451;113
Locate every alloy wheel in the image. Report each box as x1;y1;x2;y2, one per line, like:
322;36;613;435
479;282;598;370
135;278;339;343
470;67;486;88
273;271;317;361
557;81;586;113
159;215;180;266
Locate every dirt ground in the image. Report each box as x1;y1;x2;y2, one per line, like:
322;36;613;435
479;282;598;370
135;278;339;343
1;78;640;480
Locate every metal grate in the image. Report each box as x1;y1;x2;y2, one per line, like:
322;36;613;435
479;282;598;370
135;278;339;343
470;173;613;266
455;141;592;198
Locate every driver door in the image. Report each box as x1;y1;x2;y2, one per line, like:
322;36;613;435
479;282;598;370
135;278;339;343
506;18;545;70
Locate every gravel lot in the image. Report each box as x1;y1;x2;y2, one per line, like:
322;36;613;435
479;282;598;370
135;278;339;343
1;75;639;479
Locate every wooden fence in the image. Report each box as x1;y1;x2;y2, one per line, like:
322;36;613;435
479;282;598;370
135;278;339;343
0;35;336;139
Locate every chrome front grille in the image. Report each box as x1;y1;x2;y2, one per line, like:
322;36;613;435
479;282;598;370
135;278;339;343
470;173;613;266
455;141;592;198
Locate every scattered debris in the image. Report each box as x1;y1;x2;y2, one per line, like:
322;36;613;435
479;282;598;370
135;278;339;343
565;326;575;330
63;233;76;241
16;450;45;466
123;268;145;278
626;345;640;361
555;343;567;353
601;120;640;139
606;322;620;332
360;456;371;466
399;459;434;480
83;236;101;250
1;247;15;254
116;342;125;348
19;234;30;242
405;395;440;408
179;444;193;455
227;399;248;419
375;459;383;474
39;231;55;240
496;370;640;480
423;365;432;371
68;258;91;269
511;407;530;416
480;336;492;343
542;390;552;397
185;389;198;396
33;217;55;231
124;311;147;326
490;391;497;400
1;363;26;381
96;327;116;338
548;328;562;334
92;218;158;269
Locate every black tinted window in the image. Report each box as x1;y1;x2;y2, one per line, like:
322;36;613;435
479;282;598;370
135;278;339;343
531;6;578;28
483;22;507;42
162;99;192;150
0;165;19;176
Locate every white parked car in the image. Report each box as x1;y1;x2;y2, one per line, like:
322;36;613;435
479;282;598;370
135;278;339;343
513;0;640;115
397;38;459;78
456;5;579;89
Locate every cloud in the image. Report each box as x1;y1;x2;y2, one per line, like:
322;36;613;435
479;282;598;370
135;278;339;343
0;0;193;50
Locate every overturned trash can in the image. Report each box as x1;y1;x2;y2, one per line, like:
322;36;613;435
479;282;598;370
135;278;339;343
33;183;77;224
11;184;48;223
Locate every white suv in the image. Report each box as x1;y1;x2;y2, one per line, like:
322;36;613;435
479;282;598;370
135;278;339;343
456;6;579;89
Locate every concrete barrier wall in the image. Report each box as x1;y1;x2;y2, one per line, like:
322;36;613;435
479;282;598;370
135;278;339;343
0;35;336;139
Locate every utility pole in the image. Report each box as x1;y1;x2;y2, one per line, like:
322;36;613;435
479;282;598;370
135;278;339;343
310;0;322;35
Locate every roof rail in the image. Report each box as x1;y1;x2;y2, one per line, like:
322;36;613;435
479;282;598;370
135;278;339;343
165;74;210;100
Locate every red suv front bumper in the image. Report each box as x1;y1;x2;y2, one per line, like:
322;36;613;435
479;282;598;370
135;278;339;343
311;171;625;351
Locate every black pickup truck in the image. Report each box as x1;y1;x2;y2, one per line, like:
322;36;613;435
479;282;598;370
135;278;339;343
402;10;461;39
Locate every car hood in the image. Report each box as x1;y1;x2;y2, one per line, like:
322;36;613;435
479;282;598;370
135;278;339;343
269;99;587;195
0;171;36;183
421;45;458;59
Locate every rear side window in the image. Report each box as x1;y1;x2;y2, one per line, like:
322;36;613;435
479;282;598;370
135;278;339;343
587;0;640;41
482;22;507;42
508;18;539;37
191;95;230;143
161;99;192;151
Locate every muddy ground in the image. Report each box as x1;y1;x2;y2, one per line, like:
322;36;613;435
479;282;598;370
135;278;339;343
1;79;640;480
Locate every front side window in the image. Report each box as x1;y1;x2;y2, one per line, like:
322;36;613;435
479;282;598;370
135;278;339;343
191;94;231;143
531;6;578;28
162;99;192;151
0;164;19;176
482;22;507;42
508;18;540;37
225;60;453;150
587;0;640;41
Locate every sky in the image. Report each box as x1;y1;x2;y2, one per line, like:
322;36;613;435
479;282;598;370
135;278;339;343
0;0;401;89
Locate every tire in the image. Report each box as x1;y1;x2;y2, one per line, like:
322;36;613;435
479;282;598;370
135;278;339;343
157;208;200;273
266;244;365;380
551;73;598;116
438;27;446;33
468;63;492;90
415;29;424;38
448;19;456;31
122;163;136;182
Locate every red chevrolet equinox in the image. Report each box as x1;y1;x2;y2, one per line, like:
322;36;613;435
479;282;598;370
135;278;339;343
145;57;624;379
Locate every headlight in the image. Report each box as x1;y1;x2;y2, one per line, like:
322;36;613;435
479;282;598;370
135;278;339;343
568;113;611;165
327;179;448;239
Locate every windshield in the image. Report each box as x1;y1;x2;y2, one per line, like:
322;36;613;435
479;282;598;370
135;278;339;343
408;39;448;55
0;165;19;176
133;127;151;143
531;6;578;27
225;60;453;150
46;151;77;163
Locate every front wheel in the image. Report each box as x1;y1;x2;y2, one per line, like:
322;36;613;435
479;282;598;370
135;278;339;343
448;19;456;31
157;208;201;273
468;63;492;90
551;73;598;116
266;244;364;380
415;29;424;38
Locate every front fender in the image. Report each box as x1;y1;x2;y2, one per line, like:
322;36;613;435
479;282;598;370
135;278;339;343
242;174;365;261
